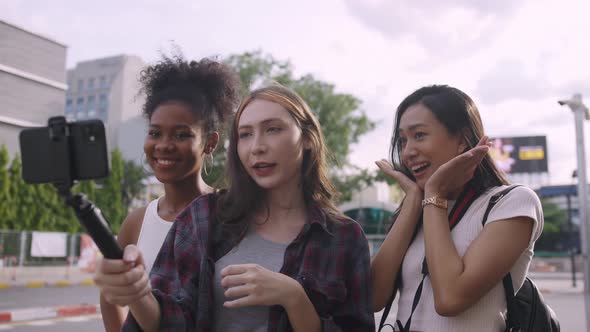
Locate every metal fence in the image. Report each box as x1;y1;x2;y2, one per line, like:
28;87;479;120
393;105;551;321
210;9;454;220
0;229;387;267
0;230;83;267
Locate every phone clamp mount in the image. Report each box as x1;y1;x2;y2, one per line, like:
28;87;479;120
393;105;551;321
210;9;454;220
48;116;123;259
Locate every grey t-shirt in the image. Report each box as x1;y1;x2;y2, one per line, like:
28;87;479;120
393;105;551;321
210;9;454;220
213;228;288;332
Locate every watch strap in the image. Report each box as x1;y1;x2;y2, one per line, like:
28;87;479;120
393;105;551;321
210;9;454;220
421;196;448;209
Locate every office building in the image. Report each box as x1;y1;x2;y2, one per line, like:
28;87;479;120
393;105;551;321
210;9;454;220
65;55;146;163
0;20;67;158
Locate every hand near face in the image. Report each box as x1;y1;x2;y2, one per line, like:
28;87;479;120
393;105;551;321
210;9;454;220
375;159;423;199
220;264;302;310
94;245;151;306
425;136;491;198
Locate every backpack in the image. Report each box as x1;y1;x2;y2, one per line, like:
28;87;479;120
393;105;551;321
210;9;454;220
483;185;560;332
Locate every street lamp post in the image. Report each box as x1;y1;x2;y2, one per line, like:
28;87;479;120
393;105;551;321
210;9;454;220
559;93;590;328
570;169;580;288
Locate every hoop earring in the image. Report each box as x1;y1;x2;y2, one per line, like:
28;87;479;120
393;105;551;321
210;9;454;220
203;153;213;176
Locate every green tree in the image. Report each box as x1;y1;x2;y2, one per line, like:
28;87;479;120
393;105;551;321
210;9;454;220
224;51;376;201
225;50;293;96
121;160;146;210
1;150;142;233
289;76;375;168
225;51;374;169
331;168;377;203
96;149;126;232
7;156;33;230
32;183;77;232
4;153;78;232
0;146;10;229
75;180;97;204
535;198;568;252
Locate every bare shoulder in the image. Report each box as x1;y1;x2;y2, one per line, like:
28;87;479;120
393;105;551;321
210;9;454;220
117;206;148;247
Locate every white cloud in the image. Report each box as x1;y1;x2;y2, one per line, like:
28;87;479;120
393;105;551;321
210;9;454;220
475;59;553;104
3;0;590;186
342;0;517;61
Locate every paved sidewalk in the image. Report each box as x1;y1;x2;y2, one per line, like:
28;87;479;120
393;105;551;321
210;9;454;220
0;266;95;289
0;266;99;326
531;271;584;294
0;267;584;326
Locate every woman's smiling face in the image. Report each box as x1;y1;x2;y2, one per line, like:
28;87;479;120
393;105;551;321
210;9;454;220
398;103;464;189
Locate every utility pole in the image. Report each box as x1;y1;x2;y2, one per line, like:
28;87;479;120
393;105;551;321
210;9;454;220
559;93;590;329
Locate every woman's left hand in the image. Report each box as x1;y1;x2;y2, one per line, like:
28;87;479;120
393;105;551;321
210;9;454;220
425;136;491;198
220;264;303;310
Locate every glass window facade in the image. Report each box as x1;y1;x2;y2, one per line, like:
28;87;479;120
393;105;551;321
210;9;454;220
343;208;394;235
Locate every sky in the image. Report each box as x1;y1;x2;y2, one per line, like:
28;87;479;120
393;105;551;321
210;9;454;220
4;0;590;185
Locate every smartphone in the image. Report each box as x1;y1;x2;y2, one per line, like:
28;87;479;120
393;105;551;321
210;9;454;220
19;119;109;184
19;118;121;259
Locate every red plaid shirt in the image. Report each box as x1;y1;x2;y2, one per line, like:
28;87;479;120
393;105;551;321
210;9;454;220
123;193;374;331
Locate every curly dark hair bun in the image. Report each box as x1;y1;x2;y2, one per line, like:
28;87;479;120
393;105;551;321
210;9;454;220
140;54;239;133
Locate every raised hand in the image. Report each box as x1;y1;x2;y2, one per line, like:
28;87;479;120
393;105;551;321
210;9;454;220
220;264;303;310
425;136;491;198
375;159;423;199
94;245;151;306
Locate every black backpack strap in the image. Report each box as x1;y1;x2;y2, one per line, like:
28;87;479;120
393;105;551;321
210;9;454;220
395;261;429;331
502;273;519;330
481;185;523;226
378;297;395;331
379;211;423;332
481;185;523;330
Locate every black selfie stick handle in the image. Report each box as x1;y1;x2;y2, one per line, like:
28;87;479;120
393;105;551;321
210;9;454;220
68;194;123;259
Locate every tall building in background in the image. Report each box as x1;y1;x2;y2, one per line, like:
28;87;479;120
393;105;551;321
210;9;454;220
65;55;147;164
0;20;67;158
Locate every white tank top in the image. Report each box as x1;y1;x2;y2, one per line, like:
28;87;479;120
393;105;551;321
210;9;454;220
136;197;174;274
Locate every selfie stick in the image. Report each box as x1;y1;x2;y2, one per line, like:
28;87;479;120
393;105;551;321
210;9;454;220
48;116;123;259
64;193;124;259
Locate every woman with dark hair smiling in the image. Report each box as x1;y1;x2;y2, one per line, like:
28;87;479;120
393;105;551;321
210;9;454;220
372;85;543;331
98;54;240;331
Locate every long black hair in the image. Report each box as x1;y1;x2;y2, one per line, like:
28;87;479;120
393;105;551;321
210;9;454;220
388;85;508;228
390;85;508;194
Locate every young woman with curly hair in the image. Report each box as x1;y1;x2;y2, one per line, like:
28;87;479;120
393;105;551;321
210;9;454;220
98;54;240;331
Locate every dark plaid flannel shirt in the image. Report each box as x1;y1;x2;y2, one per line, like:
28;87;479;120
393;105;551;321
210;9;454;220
123;193;374;331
